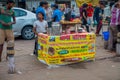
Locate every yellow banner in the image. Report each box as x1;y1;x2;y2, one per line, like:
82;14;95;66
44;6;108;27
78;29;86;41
38;33;96;65
75;0;99;7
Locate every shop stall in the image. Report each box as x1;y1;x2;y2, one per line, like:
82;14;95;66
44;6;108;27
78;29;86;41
37;19;96;66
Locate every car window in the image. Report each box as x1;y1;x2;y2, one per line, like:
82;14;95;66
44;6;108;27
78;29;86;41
13;9;27;17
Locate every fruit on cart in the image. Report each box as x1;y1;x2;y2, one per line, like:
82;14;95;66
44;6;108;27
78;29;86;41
60;20;65;23
73;18;81;23
70;18;74;21
60;20;81;24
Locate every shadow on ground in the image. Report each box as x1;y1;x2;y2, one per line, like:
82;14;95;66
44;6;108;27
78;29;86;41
110;56;120;62
66;62;87;69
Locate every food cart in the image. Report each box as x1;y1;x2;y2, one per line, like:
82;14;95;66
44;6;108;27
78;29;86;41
60;19;82;34
37;19;96;66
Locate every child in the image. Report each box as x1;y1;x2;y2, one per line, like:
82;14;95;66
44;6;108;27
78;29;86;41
33;12;48;35
33;12;48;56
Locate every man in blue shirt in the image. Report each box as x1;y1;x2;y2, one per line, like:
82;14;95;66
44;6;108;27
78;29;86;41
52;4;62;22
36;1;48;20
51;4;62;35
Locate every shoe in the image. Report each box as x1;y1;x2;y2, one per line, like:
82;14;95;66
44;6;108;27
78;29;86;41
8;56;16;74
8;67;16;74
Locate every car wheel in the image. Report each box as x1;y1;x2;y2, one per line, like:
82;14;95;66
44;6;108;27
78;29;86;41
22;26;35;40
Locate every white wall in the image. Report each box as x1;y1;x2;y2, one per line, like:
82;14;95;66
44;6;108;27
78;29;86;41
26;0;39;11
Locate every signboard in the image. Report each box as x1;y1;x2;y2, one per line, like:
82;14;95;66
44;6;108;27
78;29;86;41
38;33;96;65
55;0;71;4
75;0;99;7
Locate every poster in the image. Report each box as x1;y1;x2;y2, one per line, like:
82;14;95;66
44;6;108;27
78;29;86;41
75;0;99;7
38;33;96;65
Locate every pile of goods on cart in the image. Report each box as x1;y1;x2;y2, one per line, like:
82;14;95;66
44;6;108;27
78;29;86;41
60;18;81;24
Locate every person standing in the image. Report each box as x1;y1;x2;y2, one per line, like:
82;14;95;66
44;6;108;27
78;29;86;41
33;12;48;56
65;4;71;21
33;1;48;55
71;5;76;19
93;1;105;35
108;2;120;51
45;4;52;23
36;1;48;20
32;7;36;13
33;12;48;35
104;2;115;25
52;4;62;22
51;4;62;35
82;3;89;32
79;5;83;20
45;4;52;35
87;3;94;31
0;0;16;74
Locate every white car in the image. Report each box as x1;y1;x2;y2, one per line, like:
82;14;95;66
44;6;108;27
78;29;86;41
13;7;36;40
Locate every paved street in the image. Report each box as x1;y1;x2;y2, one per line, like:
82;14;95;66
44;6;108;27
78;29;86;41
0;35;120;80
